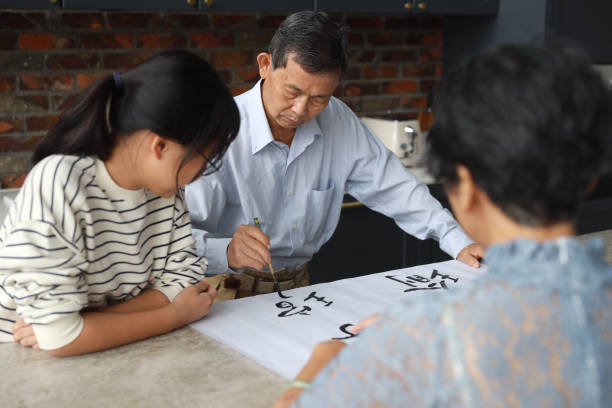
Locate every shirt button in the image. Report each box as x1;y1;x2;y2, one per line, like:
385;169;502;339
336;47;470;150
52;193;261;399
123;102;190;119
292;225;297;230
287;190;294;197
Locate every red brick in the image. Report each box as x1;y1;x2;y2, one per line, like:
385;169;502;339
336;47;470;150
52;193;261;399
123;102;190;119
234;68;259;83
19;34;73;50
419;48;443;62
257;15;285;29
159;13;210;29
0;117;23;134
420;79;439;93
402;63;436;77
229;87;250;97
348;33;364;46
417;17;444;30
19;74;74;91
26;114;59;132
211;51;253;68
2;173;28;189
21;95;49;111
350;50;376;64
436;63;442;77
0;34;17;50
346;17;384;29
0;134;42;151
344;66;361;80
359;96;401;112
420;32;443;46
61;12;104;29
0;75;16;92
381;49;418;63
82;33;134;49
363;65;399;79
77;72;109;90
400;96;428;109
0;12;44;29
51;93;80;111
342;83;380;97
190;33;234;48
0;55;43;72
137;33;186;49
103;52;152;70
211;15;257;29
367;33;404;46
46;53;100;70
405;34;424;46
107;13;156;29
234;32;273;47
215;69;232;85
383;80;418;94
385;16;422;30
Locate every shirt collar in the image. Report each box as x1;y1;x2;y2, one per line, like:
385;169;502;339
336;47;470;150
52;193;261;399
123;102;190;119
248;79;324;156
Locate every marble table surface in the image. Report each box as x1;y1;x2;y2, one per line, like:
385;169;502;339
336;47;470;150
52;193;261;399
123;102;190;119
0;325;284;408
2;228;611;408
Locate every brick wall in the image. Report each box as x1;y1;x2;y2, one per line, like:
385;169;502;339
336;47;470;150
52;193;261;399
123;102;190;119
0;10;443;188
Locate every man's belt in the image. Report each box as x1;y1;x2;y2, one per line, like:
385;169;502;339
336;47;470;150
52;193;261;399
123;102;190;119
233;265;307;294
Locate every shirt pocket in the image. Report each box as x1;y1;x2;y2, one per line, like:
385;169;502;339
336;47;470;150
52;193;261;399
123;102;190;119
305;183;337;242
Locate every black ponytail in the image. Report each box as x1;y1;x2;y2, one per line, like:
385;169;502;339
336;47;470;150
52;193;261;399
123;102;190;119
32;49;240;171
32;75;117;164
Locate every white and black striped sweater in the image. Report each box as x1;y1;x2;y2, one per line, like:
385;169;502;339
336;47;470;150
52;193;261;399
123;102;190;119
0;155;207;349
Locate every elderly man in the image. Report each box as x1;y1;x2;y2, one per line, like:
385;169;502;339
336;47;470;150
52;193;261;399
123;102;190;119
186;11;482;297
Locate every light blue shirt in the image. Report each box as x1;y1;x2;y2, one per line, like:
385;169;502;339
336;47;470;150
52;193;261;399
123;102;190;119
185;80;472;274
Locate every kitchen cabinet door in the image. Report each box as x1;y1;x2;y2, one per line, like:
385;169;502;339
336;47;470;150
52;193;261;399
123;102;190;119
200;0;313;12
0;0;61;8
317;0;498;15
309;198;405;284
63;0;198;9
412;0;498;15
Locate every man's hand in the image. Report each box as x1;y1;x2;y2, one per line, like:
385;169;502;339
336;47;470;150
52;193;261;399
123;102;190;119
170;280;217;325
456;243;485;268
13;318;39;350
227;224;271;270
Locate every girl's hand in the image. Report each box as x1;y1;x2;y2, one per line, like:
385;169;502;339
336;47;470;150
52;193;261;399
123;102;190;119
13;318;40;350
170;280;217;325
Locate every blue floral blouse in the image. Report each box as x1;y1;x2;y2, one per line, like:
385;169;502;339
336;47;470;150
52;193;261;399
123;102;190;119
294;237;612;407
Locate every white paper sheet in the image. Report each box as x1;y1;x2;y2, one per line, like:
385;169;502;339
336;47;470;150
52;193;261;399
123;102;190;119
190;260;486;379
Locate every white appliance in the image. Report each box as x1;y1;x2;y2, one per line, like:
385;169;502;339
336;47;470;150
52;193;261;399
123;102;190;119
360;116;425;167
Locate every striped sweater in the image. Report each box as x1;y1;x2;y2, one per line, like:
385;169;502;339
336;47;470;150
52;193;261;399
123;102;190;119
0;155;207;350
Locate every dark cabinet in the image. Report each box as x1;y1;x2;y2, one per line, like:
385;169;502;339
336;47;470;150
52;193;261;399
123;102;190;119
310;186;612;284
0;0;61;7
200;0;312;12
309;193;451;285
444;0;612;71
62;0;198;9
317;0;498;15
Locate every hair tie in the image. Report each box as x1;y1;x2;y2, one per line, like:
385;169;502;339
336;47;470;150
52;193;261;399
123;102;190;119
112;72;123;90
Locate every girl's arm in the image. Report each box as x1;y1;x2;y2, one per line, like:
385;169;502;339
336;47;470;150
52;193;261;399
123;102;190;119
36;280;215;357
98;288;169;313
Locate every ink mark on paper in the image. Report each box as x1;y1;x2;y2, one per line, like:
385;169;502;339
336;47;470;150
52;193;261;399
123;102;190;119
385;269;459;292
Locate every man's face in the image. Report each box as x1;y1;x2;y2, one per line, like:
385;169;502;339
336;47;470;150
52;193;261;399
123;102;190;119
258;52;341;130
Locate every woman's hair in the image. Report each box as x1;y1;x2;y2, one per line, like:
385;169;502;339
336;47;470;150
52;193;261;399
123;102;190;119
33;49;240;176
268;11;349;75
427;44;612;226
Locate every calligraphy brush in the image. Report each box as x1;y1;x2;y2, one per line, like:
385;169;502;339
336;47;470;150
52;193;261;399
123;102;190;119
253;217;284;296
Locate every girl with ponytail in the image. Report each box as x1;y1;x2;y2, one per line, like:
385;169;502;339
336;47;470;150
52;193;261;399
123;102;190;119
0;49;240;356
